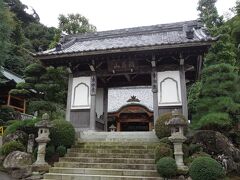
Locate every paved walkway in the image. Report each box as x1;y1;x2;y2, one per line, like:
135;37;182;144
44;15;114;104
0;172;16;180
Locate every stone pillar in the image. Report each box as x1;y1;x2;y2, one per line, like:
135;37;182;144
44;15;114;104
90;74;97;130
66;73;73;121
151;70;159;125
27;134;35;153
103;87;108;131
180;65;188;119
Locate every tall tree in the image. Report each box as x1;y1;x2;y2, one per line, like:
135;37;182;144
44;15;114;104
0;0;14;67
58;13;96;34
197;0;223;31
190;0;240;131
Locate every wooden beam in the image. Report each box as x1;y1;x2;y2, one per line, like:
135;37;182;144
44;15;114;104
196;55;203;80
180;60;188;119
103;87;108;131
124;74;131;82
65;73;73;121
90;74;97;130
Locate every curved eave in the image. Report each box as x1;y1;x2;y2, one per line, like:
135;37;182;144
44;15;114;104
36;39;216;62
108;103;153;115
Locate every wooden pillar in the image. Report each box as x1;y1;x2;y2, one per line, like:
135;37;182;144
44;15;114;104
23;99;26;114
66;73;73;121
103;87;108;131
90;74;97;130
152;70;159;125
180;63;188;119
117;121;120;132
7;94;11;106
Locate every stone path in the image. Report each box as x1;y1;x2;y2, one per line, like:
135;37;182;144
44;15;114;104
0;172;16;180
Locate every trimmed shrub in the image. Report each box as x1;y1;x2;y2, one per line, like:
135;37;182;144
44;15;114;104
154;143;173;162
46;145;55;160
189;144;203;156
155;112;187;139
193;113;232;132
0;106;17;122
156;157;177;178
189;157;225;180
159;137;172;147
56;145;67;157
50;119;75;148
4;118;39;136
185;152;211;165
0;141;25;156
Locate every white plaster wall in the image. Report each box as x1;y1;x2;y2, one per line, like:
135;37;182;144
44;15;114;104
96;88;104;118
71;77;91;109
158;71;182;106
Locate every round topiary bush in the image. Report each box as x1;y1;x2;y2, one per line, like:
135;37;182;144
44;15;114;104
155;112;187;139
189;157;225;180
156;157;177;178
154;143;173;162
50;119;75;148
0;141;25;156
56;145;67;157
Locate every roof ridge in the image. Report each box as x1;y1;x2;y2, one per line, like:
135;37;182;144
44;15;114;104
64;20;201;42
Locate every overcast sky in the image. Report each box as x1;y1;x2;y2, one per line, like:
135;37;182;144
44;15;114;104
21;0;236;31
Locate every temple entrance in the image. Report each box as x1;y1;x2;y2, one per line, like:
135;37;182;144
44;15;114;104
108;99;153;132
121;122;150;131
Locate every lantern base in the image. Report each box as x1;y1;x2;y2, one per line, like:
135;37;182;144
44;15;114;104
32;163;50;173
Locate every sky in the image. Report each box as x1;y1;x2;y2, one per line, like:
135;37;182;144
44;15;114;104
21;0;236;31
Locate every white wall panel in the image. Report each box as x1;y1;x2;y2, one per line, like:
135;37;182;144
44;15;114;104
158;71;182;106
71;77;91;109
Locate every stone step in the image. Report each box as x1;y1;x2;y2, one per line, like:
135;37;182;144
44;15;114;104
78;131;159;142
59;157;155;164
65;152;155;159
68;148;155;154
74;144;157;150
49;167;159;177
54;162;157;170
43;173;163;180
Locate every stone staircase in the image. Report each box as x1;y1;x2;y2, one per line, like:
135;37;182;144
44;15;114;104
43;132;162;180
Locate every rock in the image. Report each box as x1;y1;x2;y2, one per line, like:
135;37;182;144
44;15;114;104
189;130;240;174
3;151;32;179
3;130;28;145
190;130;240;162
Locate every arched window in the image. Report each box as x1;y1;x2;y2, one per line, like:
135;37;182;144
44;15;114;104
160;77;180;104
72;83;90;107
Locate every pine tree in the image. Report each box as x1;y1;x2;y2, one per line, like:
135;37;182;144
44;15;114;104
10;63;67;116
190;0;240;131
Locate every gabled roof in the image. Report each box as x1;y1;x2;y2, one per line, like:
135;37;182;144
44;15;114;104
36;20;215;58
0;67;25;84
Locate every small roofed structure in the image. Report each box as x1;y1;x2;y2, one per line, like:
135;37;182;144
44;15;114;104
0;67;26;113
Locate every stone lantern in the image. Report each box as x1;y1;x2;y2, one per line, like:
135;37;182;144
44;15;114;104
109;124;116;132
32;113;52;172
165;110;188;170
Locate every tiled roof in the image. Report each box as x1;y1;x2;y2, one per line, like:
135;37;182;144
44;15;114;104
36;20;214;57
0;67;25;83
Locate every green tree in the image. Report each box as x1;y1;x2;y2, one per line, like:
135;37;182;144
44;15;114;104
10;63;67;116
190;0;240;131
58;13;96;34
0;0;14;67
197;0;223;31
193;26;240;131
